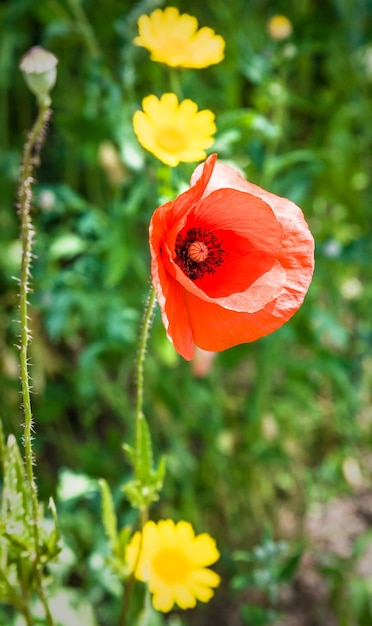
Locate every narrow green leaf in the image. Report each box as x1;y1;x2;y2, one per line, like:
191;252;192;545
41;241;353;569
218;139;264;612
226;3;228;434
122;443;134;464
117;525;132;562
46;497;61;559
153;455;166;490
277;550;302;582
0;566;24;609
48;497;60;535
0;418;6;472
4;435;31;525
122;419;165;509
99;478;118;552
134;413;153;484
122;481;143;509
3;532;29;551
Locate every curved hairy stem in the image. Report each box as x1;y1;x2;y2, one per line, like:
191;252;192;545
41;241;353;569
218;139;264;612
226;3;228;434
17;101;55;626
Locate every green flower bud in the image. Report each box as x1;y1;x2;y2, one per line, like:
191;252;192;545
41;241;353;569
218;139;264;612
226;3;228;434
19;46;58;105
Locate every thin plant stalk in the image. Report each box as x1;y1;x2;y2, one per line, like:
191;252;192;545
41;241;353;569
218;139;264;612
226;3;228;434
134;285;156;423
66;0;101;59
18;100;55;626
118;507;148;626
20;597;34;626
119;286;156;626
169;68;184;99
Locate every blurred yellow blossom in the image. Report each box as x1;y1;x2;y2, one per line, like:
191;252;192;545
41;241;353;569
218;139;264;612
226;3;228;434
132;93;216;166
267;15;293;40
134;7;225;68
126;519;221;612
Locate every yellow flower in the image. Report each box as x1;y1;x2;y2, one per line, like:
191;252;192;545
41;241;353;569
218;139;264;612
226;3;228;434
134;7;225;69
267;15;293;40
132;93;216;167
126;519;221;612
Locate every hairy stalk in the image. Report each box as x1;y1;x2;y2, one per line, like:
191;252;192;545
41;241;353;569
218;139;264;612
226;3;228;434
119;286;156;626
135;285;156;425
18;101;55;626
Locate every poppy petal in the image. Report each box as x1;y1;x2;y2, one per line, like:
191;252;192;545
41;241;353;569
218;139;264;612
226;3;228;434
192;159;314;288
150;154;217;239
184;292;286;354
151;253;195;360
150;155;314;360
160;186;284;303
185;188;282;253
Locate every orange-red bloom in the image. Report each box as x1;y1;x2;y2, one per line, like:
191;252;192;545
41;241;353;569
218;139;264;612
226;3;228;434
149;154;314;360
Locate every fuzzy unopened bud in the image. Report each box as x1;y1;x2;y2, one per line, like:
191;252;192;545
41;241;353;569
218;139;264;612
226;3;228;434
19;46;58;105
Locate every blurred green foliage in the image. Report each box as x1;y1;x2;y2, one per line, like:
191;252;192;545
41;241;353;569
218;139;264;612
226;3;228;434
1;0;372;624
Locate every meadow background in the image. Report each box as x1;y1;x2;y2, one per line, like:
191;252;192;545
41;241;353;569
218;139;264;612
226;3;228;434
1;0;372;624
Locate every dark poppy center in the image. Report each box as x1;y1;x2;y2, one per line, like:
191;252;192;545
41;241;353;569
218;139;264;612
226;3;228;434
174;227;225;281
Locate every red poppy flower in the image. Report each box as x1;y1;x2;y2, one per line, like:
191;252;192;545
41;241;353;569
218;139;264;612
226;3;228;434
149;154;314;360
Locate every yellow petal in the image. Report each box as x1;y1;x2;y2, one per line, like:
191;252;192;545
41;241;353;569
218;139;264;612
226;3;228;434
152;586;176;613
134;7;225;68
174;584;198;609
132;94;216;166
191;568;221;588
189;533;220;566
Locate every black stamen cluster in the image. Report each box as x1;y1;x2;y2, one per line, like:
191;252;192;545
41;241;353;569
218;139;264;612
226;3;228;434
174;227;225;280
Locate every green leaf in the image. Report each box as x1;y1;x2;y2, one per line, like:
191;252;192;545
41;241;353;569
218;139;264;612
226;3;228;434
0;418;6;471
218;108;279;139
98;478;118;552
121;481;144;509
3;435;32;529
265;149;320;179
45;497;61;560
49;233;86;260
134;413;153;484
117;525;132;561
122;418;166;509
0;564;24;608
57;469;97;501
153;455;166;492
122;443;134;464
277;550;302;582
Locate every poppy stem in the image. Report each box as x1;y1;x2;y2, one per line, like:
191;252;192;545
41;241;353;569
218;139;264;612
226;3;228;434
18;100;56;626
135;285;156;422
119;287;155;626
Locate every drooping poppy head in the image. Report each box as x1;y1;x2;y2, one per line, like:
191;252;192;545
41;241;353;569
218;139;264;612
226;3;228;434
149;154;314;360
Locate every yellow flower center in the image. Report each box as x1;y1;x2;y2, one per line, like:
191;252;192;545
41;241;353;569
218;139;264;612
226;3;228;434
156;127;187;153
152;548;190;584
